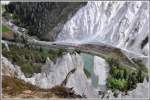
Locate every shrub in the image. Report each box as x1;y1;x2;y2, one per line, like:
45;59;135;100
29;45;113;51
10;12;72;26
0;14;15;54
2;76;40;96
2;44;66;77
106;58;120;67
106;57;146;91
21;63;33;77
107;76;128;91
2;25;11;32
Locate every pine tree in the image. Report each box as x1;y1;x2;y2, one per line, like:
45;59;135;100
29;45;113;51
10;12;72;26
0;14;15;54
137;70;144;83
123;69;128;80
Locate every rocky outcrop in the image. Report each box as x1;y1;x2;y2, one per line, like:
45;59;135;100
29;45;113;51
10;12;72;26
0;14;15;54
29;53;98;98
2;52;149;98
65;53;98;97
93;56;110;90
2;53;98;98
122;79;149;98
56;1;149;56
2;56;25;79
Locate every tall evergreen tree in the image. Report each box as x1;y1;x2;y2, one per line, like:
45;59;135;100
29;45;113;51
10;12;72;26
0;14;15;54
5;2;87;41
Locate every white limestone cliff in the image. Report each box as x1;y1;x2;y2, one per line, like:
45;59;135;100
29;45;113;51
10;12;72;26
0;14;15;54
57;1;149;56
2;53;98;98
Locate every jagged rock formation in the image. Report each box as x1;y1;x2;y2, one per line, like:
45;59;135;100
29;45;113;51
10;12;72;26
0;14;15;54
56;1;149;56
122;79;149;98
2;53;98;98
2;51;149;98
65;53;98;97
93;56;110;90
4;2;87;41
2;56;25;79
29;53;98;98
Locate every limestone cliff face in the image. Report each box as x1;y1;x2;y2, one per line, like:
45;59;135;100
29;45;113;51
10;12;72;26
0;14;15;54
28;53;98;98
93;56;110;90
56;1;149;56
2;56;25;79
2;53;98;98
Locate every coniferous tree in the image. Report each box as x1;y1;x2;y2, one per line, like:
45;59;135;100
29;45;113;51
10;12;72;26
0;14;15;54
5;2;87;41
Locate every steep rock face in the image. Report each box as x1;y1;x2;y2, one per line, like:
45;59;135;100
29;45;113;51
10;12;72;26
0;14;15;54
57;1;149;56
2;53;98;98
66;53;98;97
122;79;149;98
28;53;75;88
29;53;98;97
5;2;87;41
93;56;109;90
2;56;25;79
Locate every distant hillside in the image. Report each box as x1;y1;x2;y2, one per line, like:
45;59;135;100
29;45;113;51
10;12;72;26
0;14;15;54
4;2;87;41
